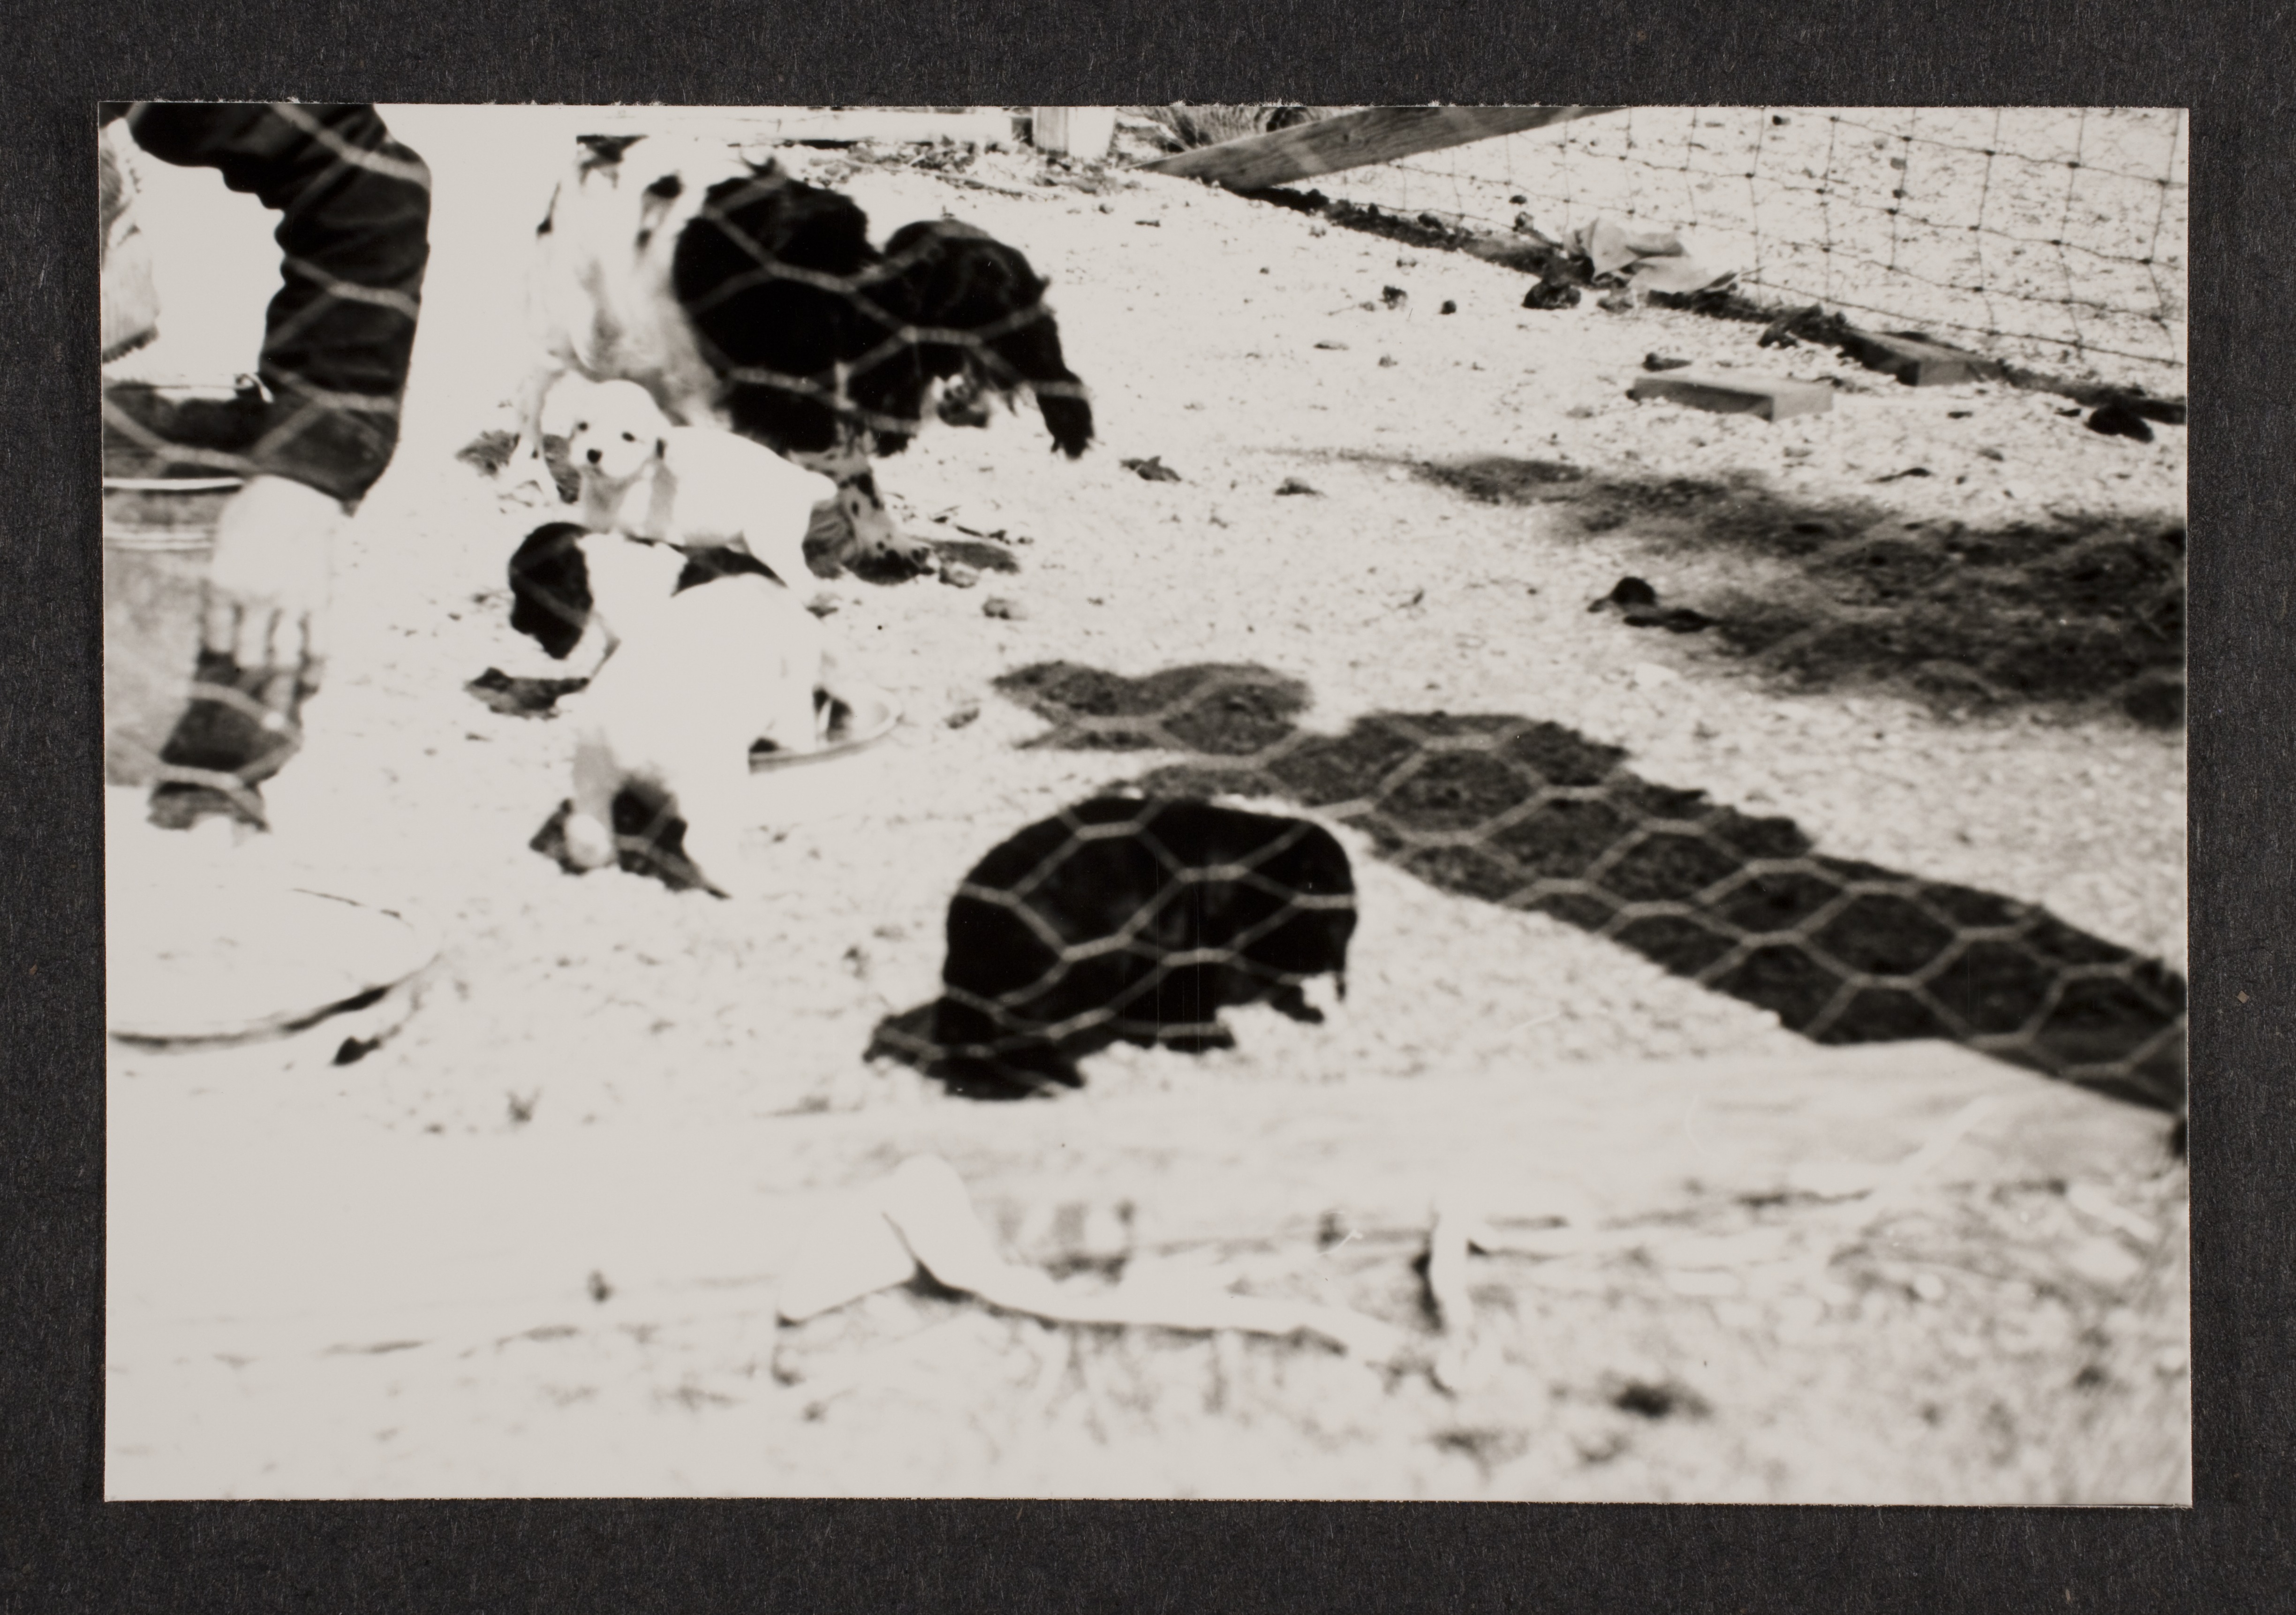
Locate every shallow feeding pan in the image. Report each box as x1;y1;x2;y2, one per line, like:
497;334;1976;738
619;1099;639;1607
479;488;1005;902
749;686;902;772
107;882;436;1068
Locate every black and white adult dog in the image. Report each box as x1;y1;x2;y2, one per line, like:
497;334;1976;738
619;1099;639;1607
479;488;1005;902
510;133;1094;571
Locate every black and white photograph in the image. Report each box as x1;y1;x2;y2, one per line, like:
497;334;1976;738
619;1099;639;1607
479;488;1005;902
100;101;2189;1502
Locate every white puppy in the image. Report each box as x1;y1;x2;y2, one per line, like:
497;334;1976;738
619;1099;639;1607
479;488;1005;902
565;379;835;596
560;571;830;899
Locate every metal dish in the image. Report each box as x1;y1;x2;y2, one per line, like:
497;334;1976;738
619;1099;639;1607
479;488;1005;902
749;687;901;772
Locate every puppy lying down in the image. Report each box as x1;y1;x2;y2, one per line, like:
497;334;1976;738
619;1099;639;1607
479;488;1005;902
564;378;835;597
561;568;833;899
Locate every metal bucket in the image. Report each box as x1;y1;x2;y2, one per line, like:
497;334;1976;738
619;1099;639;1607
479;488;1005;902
102;476;236;786
101;379;266;787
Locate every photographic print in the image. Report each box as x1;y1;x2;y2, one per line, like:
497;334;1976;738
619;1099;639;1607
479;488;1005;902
100;102;2189;1502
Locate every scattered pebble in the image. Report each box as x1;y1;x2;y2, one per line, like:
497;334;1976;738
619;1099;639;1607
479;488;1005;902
1381;286;1408;309
1643;352;1693;372
945;703;982;729
1314;340;1349;351
1440;300;1458;315
1135;217;1162;228
805;593;841;618
1120;456;1184;483
939;561;981;589
1378;355;1398;368
1275;477;1321;496
2087;402;2155;442
982;597;1029;621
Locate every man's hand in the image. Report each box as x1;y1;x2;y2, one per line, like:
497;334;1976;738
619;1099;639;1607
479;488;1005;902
201;474;341;699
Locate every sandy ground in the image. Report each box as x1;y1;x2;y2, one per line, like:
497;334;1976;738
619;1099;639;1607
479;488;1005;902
104;108;2187;1501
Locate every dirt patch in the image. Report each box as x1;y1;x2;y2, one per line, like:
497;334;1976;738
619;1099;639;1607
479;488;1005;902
997;660;2186;1111
1398;457;2185;726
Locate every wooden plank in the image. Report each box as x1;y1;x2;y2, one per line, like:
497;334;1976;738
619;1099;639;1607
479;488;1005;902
1139;105;1623;191
1628;371;1835;422
572;106;1023;150
1836;329;2007;387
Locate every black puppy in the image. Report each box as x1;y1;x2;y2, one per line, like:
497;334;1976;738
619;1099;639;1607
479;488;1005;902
671;165;1092;569
932;798;1358;1096
673;171;1093;458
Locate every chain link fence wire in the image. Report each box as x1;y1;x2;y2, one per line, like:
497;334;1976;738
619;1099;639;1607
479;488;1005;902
1291;107;2188;389
955;661;2184;1114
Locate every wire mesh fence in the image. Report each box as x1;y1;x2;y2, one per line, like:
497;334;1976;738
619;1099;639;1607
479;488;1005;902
1292;107;2188;388
973;661;2185;1114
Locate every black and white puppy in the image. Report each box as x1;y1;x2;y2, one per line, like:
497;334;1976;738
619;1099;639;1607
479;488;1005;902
510;134;1093;571
562;568;832;899
506;521;693;670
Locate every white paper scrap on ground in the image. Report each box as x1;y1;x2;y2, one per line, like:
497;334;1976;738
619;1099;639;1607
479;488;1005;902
777;1154;1407;1361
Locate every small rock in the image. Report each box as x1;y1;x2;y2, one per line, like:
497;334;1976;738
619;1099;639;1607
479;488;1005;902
1643;352;1693;372
1509;192;1527;204
940;561;981;589
1314;340;1349;351
1977;446;2005;462
1378;355;1398;368
945;703;982;729
1597;290;1636;314
1396;256;1419;269
983;597;1030;621
1275;477;1321;496
1309;223;1327;237
1120;455;1184;483
806;593;841;618
2086;402;2155;442
1522;280;1581;311
1440;300;1458;315
1590;576;1659;612
2067;1235;2145;1288
1135;217;1162;228
1382;285;1408;308
1097;202;1115;214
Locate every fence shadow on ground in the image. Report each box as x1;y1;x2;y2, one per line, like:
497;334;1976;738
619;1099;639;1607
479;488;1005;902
871;660;2185;1112
1381;453;2186;727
